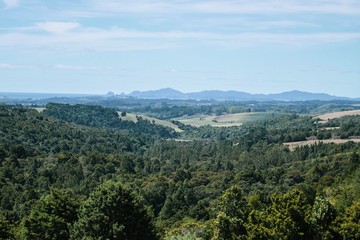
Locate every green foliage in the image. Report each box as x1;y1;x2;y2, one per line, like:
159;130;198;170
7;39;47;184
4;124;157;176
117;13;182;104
71;181;156;240
44;103;178;138
1;104;360;239
21;188;79;240
309;195;337;239
246;189;312;240
162;220;211;240
333;200;360;239
0;212;13;240
213;186;247;240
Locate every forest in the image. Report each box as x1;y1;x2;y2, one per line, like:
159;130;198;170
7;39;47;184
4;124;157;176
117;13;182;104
0;101;360;239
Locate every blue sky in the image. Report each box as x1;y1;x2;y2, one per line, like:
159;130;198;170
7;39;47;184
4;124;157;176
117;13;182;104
0;0;359;97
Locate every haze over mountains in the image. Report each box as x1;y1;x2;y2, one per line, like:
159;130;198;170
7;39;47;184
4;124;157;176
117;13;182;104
1;88;357;102
128;88;354;101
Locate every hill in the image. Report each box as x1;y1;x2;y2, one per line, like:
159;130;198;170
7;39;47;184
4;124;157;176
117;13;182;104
128;88;351;101
129;88;186;99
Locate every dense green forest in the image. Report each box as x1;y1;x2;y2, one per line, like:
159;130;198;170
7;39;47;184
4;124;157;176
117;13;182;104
1;103;360;239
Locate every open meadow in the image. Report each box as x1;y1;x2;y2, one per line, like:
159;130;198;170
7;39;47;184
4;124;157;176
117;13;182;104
118;112;183;132
173;112;279;127
284;138;360;151
315;110;360;123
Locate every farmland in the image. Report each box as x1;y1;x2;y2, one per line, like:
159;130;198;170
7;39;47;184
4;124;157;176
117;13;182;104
284;138;360;151
34;107;45;112
315;109;360;123
118;112;183;132
173;112;279;127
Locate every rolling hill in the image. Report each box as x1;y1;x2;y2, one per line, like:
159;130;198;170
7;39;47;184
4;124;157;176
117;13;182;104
128;88;352;101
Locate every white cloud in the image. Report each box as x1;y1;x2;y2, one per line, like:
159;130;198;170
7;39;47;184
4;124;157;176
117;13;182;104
0;63;38;69
36;22;81;34
3;0;19;9
0;63;17;69
0;26;359;51
88;0;360;15
54;64;110;71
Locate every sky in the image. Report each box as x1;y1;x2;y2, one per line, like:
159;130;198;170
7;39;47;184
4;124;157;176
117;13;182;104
0;0;359;97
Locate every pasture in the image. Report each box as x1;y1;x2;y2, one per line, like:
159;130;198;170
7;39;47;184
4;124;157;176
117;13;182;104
34;108;45;113
118;112;183;132
315;110;360;123
173;112;278;127
284;138;360;151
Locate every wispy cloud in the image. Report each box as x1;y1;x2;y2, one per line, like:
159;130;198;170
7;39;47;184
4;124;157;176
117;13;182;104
1;0;359;52
87;0;360;15
185;17;321;31
36;22;81;34
3;0;19;9
0;63;39;69
0;26;359;51
0;63;113;71
54;64;111;71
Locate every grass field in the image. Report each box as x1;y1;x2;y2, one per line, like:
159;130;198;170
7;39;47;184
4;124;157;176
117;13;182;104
33;108;281;130
34;108;183;132
34;108;45;113
284;139;360;151
173;112;277;127
315;110;360;123
118;112;183;132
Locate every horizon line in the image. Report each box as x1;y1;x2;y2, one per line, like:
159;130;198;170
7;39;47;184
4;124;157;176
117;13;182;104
0;88;358;99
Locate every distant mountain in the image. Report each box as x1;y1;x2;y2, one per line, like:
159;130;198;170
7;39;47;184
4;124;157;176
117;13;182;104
129;88;186;99
127;88;352;101
0;89;354;103
267;90;350;101
187;90;254;101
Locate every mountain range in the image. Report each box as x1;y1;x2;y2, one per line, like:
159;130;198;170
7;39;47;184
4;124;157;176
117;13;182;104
1;89;357;102
128;88;354;101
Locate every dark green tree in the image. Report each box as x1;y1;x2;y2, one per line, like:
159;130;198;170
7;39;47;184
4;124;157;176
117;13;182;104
71;181;156;240
0;212;13;240
21;188;79;240
309;195;337;239
333;200;360;239
213;186;247;240
246;189;311;240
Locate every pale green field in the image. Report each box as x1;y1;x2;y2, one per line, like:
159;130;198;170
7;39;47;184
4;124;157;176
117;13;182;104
174;112;277;127
315;110;360;123
33;108;183;132
118;112;183;132
34;107;275;130
285;139;360;151
34;108;45;113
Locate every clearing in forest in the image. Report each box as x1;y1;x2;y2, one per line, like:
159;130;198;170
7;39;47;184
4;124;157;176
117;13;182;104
174;112;278;127
315;110;360;123
34;108;45;112
284;139;360;151
118;112;183;132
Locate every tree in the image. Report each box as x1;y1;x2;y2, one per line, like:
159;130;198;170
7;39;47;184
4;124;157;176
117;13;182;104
246;189;311;240
21;188;79;240
265;189;311;239
163;220;211;240
71;181;156;240
334;200;360;239
0;212;13;240
213;186;247;240
309;196;337;239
